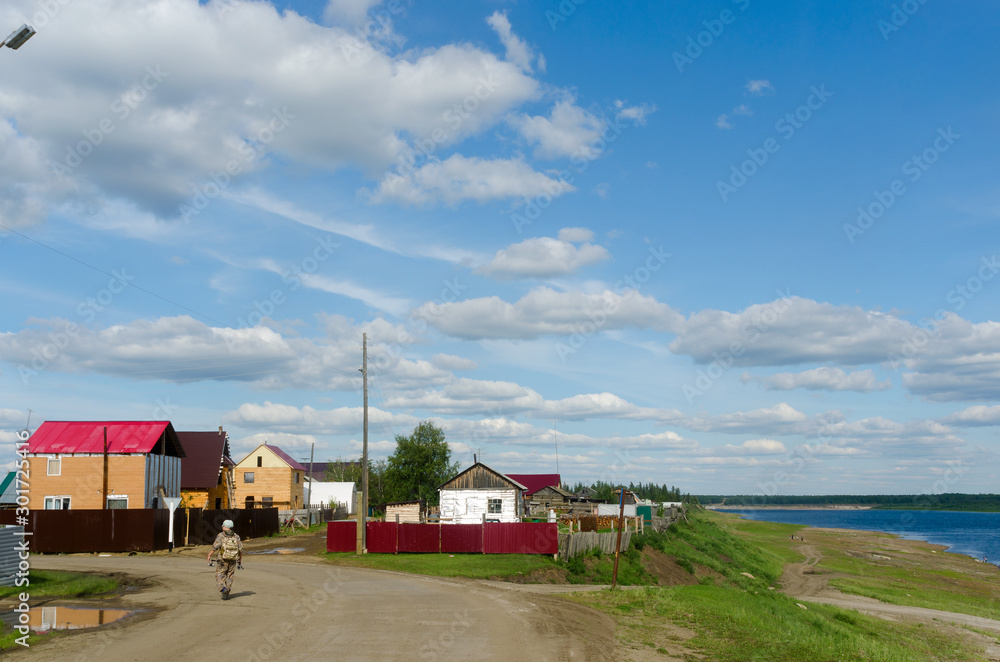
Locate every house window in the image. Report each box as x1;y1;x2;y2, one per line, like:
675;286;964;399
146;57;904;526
488;498;502;514
295;472;299;484
245;496;255;509
106;496;128;509
244;472;255;483
215;497;222;509
262;496;273;507
47;458;61;476
44;496;71;510
257;456;262;467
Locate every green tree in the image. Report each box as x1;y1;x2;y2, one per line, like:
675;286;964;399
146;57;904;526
325;457;389;508
384;422;459;506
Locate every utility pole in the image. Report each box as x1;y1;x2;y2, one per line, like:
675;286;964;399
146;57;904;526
357;333;369;554
553;422;559;476
307;442;315;525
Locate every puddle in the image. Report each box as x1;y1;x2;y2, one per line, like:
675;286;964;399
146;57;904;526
1;606;135;632
245;547;306;555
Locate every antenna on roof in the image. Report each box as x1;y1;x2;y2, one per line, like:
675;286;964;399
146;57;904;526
552;421;559;476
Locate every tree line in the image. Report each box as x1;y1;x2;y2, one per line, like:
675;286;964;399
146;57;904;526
697;493;1000;511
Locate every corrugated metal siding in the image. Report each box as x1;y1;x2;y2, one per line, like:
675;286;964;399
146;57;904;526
327;521;357;552
144;455;182;507
398;523;438;553
484;522;558;554
0;526;24;586
366;522;397;553
440;524;482;553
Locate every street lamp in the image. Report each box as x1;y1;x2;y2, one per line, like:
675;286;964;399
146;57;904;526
2;24;36;50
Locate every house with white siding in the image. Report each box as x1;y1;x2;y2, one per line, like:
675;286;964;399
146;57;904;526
438;463;526;524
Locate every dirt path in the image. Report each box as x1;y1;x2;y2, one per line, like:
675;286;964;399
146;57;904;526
781;540;1000;633
12;553;615;661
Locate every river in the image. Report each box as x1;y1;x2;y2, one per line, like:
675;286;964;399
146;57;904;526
725;509;1000;563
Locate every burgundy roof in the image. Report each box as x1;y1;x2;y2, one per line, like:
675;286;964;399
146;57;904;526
506;473;562;496
177;431;233;489
264;444;307;471
28;421;184;457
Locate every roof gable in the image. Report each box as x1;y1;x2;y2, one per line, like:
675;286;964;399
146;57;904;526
28;421;184;457
235;443;306;471
506;473;561;496
439;462;527;491
177;430;233;489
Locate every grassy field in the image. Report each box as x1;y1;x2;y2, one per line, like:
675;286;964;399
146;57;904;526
570;510;994;661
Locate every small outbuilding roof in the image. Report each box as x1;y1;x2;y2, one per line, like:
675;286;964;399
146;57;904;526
506;473;562;496
27;421;184;457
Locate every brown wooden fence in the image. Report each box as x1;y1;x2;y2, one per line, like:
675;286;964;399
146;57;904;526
0;508;279;553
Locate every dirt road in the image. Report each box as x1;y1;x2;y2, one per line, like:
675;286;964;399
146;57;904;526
14;553;615;661
782;537;1000;633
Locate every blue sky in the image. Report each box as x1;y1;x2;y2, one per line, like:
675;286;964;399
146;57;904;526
1;0;997;495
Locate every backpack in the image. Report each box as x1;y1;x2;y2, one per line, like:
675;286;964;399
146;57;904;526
220;532;240;561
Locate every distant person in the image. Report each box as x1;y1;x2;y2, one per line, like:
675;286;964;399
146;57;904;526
207;519;243;600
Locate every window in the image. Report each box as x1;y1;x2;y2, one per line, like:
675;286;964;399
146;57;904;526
245;496;255;509
47;458;61;476
262;496;273;507
294;472;299;484
488;498;502;514
244;472;255;483
44;496;70;510
215;497;222;509
106;496;128;509
257;456;262;467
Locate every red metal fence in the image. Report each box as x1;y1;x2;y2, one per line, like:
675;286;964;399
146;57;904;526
326;521;558;555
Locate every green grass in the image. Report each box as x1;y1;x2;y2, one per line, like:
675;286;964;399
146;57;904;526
323;552;559;579
580;585;979;662
267;522;326;538
560;544;654;585
572;511;984;661
0;570;119;599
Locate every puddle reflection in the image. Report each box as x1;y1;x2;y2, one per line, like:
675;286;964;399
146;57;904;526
2;606;134;632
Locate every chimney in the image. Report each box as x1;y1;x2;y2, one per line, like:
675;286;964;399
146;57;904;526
473;453;477;464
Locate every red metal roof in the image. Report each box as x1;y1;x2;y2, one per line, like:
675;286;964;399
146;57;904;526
28;421;184;457
506;473;562;496
264;444;307;471
177;430;233;489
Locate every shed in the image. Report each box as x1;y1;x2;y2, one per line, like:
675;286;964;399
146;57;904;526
529;485;573;513
177;428;235;510
384;499;425;524
438;462;526;524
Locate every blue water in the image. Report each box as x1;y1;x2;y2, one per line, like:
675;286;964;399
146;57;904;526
727;509;1000;563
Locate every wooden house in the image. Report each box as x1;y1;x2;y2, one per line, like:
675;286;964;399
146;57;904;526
438;463;526;524
232;444;306;510
25;421;184;510
530;485;574;513
384;499;425;523
177;428;235;510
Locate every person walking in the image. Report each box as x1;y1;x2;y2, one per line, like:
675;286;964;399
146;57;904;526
207;519;243;600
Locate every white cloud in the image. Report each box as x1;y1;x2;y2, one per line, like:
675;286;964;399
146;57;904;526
716;114;733;130
746;80;775;95
368;155;574;206
558;227;594;242
941;405;1000;427
725;439;788;454
0;0;543;223
671;296;918;366
475;235;610;280
687;403;809;435
226;401;419;435
896;314;1000;402
415;287;683;340
431;354;478;371
760;367;891;393
511;99;605;160
732;104;753;116
487;11;535;73
614;100;656;126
